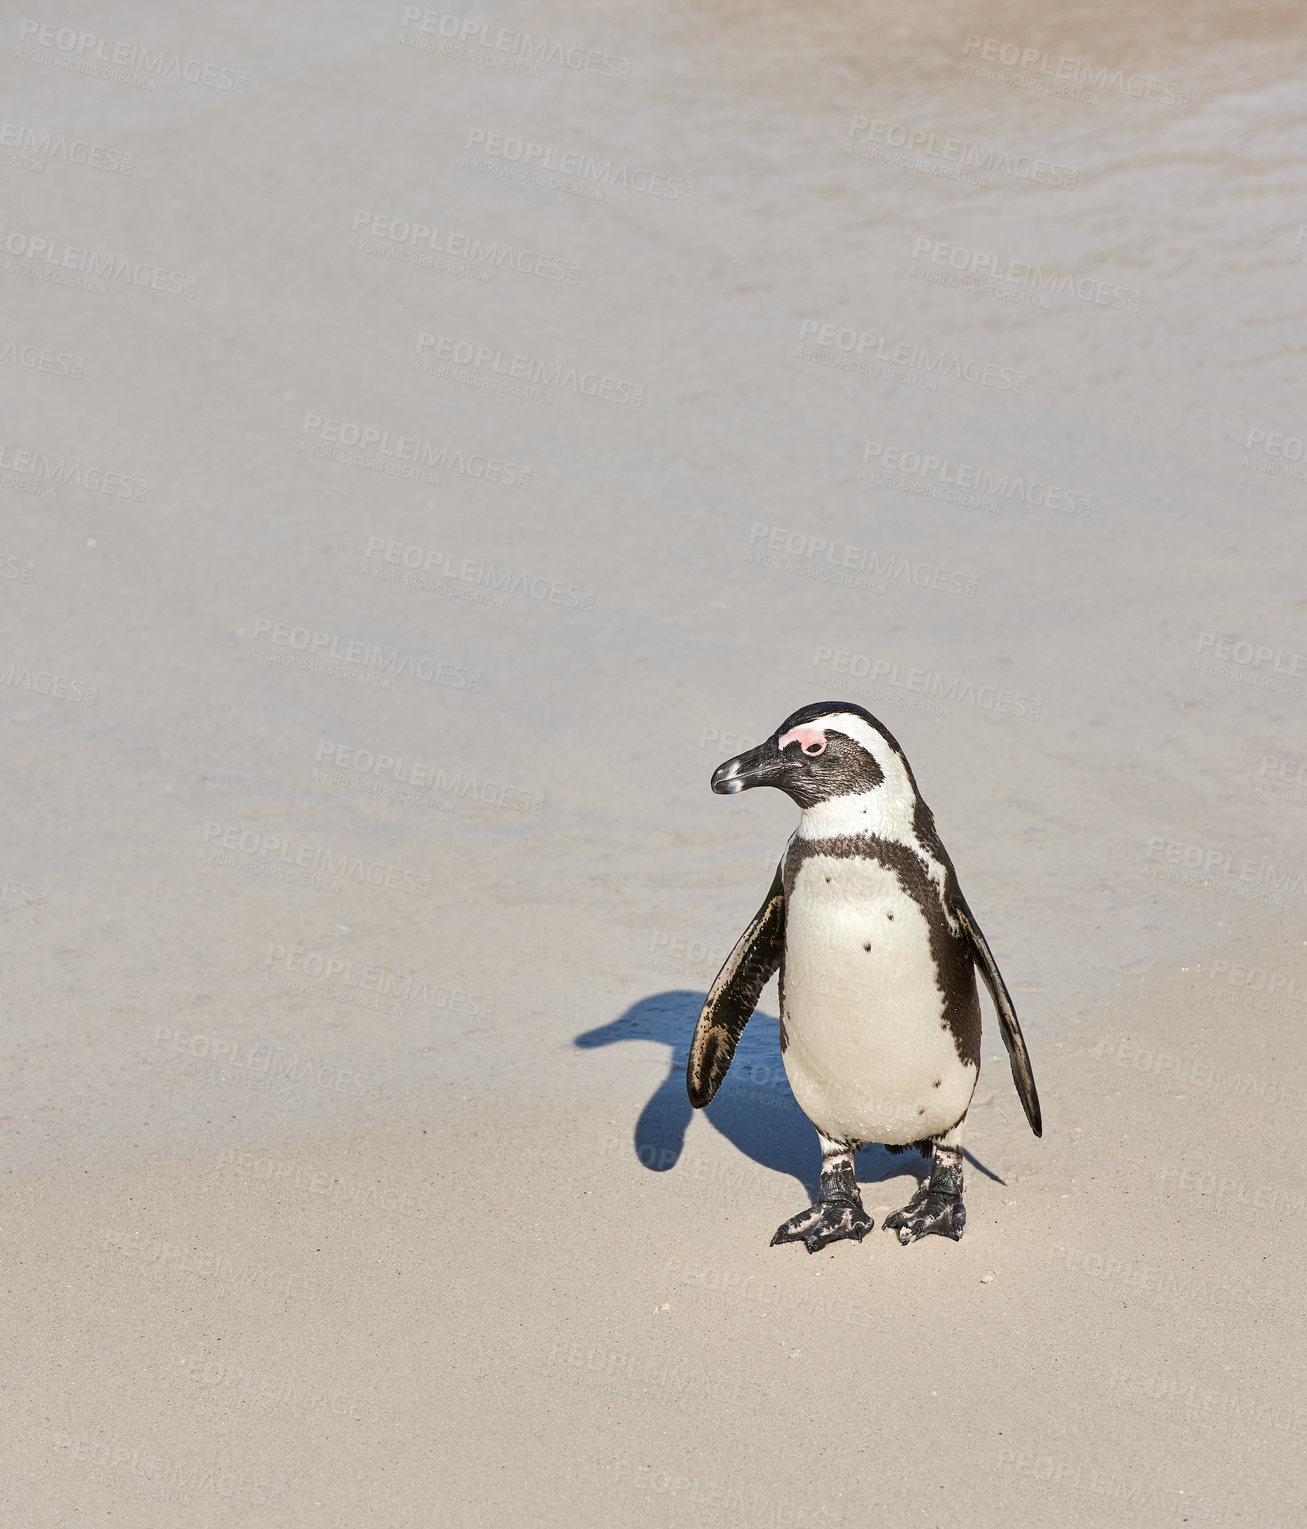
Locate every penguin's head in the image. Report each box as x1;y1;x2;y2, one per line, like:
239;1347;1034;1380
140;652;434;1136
711;702;919;818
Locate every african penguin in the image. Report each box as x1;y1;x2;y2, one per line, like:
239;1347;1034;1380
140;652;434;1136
687;702;1042;1250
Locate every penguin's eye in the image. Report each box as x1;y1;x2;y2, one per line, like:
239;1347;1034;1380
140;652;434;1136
778;724;830;757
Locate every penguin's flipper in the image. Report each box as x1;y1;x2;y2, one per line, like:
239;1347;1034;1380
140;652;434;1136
687;865;785;1109
955;903;1043;1137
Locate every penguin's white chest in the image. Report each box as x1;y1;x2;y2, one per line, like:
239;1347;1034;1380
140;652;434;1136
781;852;977;1144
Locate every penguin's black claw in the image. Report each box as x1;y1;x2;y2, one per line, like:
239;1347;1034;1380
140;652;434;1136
770;1199;873;1253
883;1187;966;1245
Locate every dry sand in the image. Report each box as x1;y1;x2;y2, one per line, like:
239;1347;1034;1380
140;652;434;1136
2;0;1306;1523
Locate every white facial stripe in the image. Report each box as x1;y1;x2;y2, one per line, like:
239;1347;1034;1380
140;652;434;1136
791;712;958;932
793;714;916;838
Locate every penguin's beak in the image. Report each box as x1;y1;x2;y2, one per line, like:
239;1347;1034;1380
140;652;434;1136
711;740;793;794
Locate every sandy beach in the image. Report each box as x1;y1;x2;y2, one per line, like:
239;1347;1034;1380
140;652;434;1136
2;0;1305;1523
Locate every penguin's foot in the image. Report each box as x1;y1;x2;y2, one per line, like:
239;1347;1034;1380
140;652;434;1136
770;1150;871;1252
883;1185;965;1245
884;1142;966;1245
770;1197;873;1253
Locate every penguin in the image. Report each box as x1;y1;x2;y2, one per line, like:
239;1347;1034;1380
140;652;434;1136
687;702;1041;1250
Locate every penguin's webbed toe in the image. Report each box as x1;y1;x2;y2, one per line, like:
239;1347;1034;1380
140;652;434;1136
883;1186;966;1245
770;1199;873;1254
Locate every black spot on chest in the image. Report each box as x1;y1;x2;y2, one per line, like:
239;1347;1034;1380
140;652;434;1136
783;832;980;1068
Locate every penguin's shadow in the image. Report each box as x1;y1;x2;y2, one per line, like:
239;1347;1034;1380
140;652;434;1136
574;989;936;1202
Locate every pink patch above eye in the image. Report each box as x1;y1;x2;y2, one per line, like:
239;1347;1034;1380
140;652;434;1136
778;725;827;756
